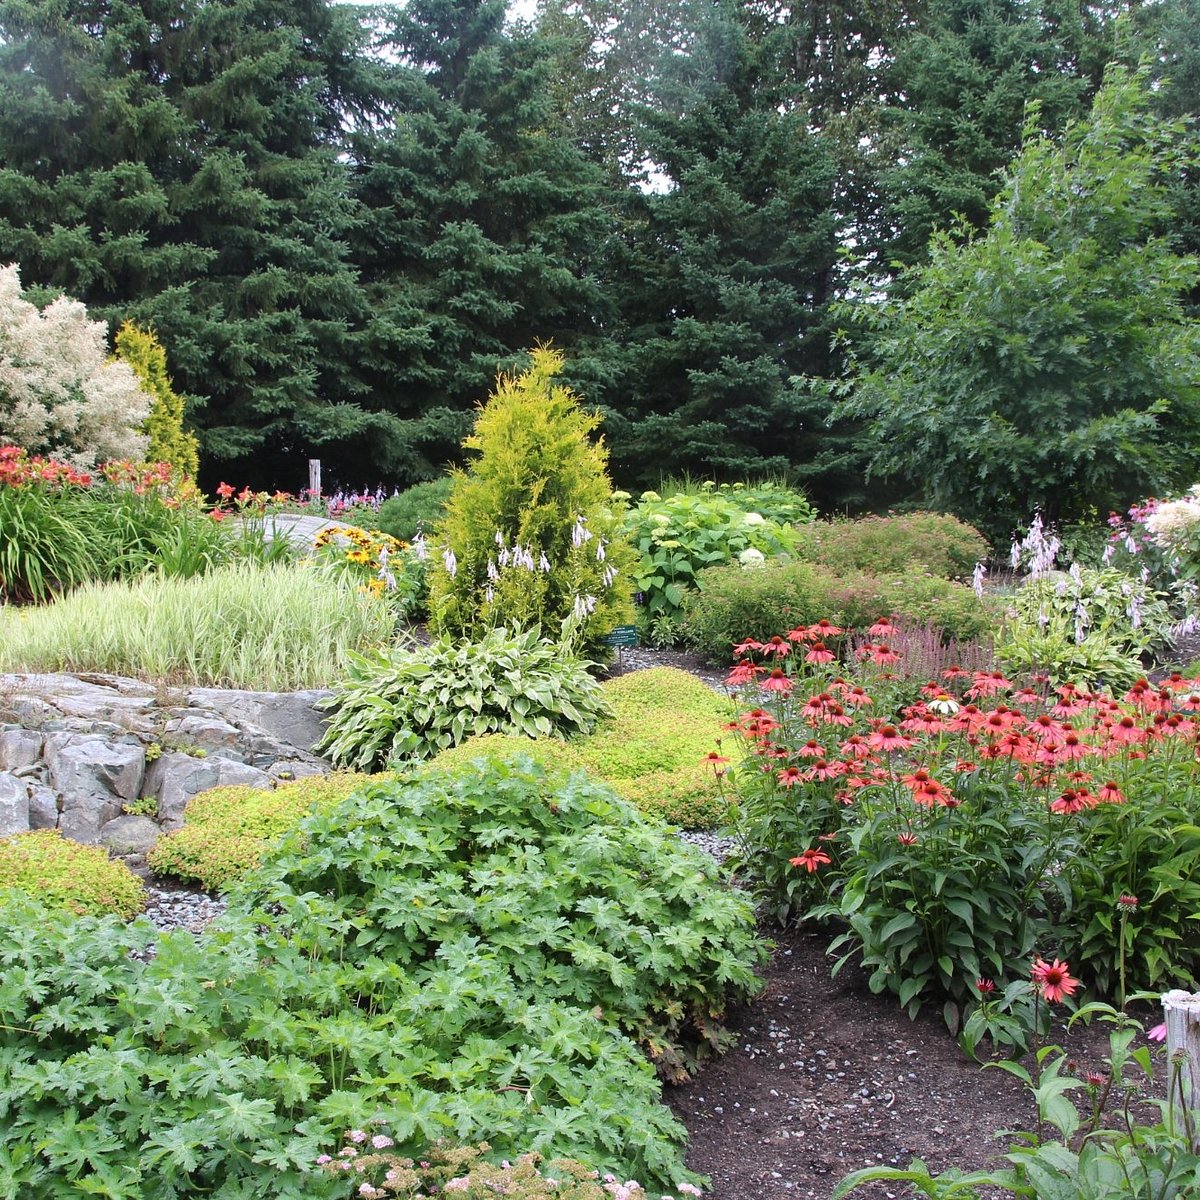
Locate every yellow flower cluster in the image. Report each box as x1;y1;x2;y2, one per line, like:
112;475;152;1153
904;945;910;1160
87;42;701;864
313;525;407;592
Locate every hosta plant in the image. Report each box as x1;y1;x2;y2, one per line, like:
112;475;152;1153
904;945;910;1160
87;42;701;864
317;624;610;769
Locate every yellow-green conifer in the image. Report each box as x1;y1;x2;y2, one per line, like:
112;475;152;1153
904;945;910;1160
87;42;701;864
428;347;633;655
114;321;200;479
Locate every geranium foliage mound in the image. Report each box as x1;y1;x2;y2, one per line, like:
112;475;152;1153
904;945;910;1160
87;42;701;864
0;759;766;1196
238;758;767;1086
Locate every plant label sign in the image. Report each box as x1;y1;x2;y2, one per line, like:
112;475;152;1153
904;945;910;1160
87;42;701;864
605;625;639;648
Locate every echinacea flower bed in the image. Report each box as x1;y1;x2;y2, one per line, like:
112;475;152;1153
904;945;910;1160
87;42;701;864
719;617;1200;1035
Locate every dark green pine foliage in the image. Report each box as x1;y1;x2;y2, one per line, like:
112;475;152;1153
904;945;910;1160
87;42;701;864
0;0;386;488
872;0;1101;274
345;0;615;483
602;5;840;493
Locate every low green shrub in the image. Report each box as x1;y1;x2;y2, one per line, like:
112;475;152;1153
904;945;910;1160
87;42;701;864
680;559;831;663
147;773;374;891
242;758;767;1088
0;760;765;1195
373;477;454;542
794;512;987;579
0;829;145;917
318;625;610;770
432;666;731;828
0;560;393;690
625;489;805;631
681;560;995;663
819;569;996;643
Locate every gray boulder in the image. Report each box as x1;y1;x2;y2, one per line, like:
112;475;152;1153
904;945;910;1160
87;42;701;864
100;814;162;857
0;772;29;837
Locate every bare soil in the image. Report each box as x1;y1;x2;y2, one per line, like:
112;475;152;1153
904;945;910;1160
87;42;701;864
667;921;1161;1200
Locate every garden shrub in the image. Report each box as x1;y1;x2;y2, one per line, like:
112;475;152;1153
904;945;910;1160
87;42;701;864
317;625;610;770
114;321;200;480
0;559;393;690
680;559;831;663
427;348;634;657
372;477;453;542
0;263;149;466
432;666;731;829
241;758;767;1088
0;759;765;1194
681;560;995;663
147;772;374;891
0;829;145;917
793;512;987;579
819;569;996;642
624;488;805;636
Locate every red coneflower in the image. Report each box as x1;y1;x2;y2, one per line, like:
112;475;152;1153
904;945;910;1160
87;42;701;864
1031;956;1080;1003
789;847;833;872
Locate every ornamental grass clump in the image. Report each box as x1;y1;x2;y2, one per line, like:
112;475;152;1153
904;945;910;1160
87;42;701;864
720;619;1200;1029
0;559;393;690
0;829;145;917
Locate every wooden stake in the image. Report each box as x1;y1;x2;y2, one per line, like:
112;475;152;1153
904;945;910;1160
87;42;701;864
1161;989;1200;1105
308;459;321;499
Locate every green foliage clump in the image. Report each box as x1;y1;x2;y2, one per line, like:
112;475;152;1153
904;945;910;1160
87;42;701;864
680;559;831;663
243;758;767;1090
0;759;765;1193
433;666;731;829
147;773;373;891
0;830;145;918
427;349;634;656
372;477;453;542
0;560;393;690
818;570;996;643
681;559;995;663
996;567;1173;688
318;625;610;770
624;488;805;632
114;322;200;480
794;512;987;579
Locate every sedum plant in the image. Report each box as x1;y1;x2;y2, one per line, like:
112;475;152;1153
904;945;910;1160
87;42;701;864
317;625;610;770
0;829;145;918
427;348;634;657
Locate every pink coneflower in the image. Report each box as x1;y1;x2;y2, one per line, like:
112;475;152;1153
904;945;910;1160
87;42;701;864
868;616;898;637
804;759;846;783
867;725;914;753
822;702;853;727
808;619;844;638
975;978;995;995
796;739;827;758
1109;716;1147;745
897;831;918;846
805;641;835;665
761;635;792;657
943;665;970;681
761;668;793;694
840;734;871;760
1050;789;1088;814
777;765;804;788
732;638;764;656
790;847;833;872
701;751;731;772
726;662;762;687
1031;956;1080;1003
967;670;1012;698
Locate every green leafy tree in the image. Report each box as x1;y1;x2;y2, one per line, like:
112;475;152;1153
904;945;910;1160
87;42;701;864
114;322;200;478
427;346;634;654
834;67;1200;541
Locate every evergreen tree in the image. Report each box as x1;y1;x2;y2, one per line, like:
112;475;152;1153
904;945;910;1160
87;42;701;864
114;323;200;478
0;0;389;488
595;5;841;494
344;0;616;483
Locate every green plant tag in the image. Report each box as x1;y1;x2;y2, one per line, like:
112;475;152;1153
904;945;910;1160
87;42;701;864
605;624;639;647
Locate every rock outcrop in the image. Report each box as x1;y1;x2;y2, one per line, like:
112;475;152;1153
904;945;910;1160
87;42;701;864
0;672;332;871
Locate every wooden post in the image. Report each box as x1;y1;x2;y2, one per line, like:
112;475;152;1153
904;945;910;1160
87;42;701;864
1161;990;1200;1106
308;459;321;499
